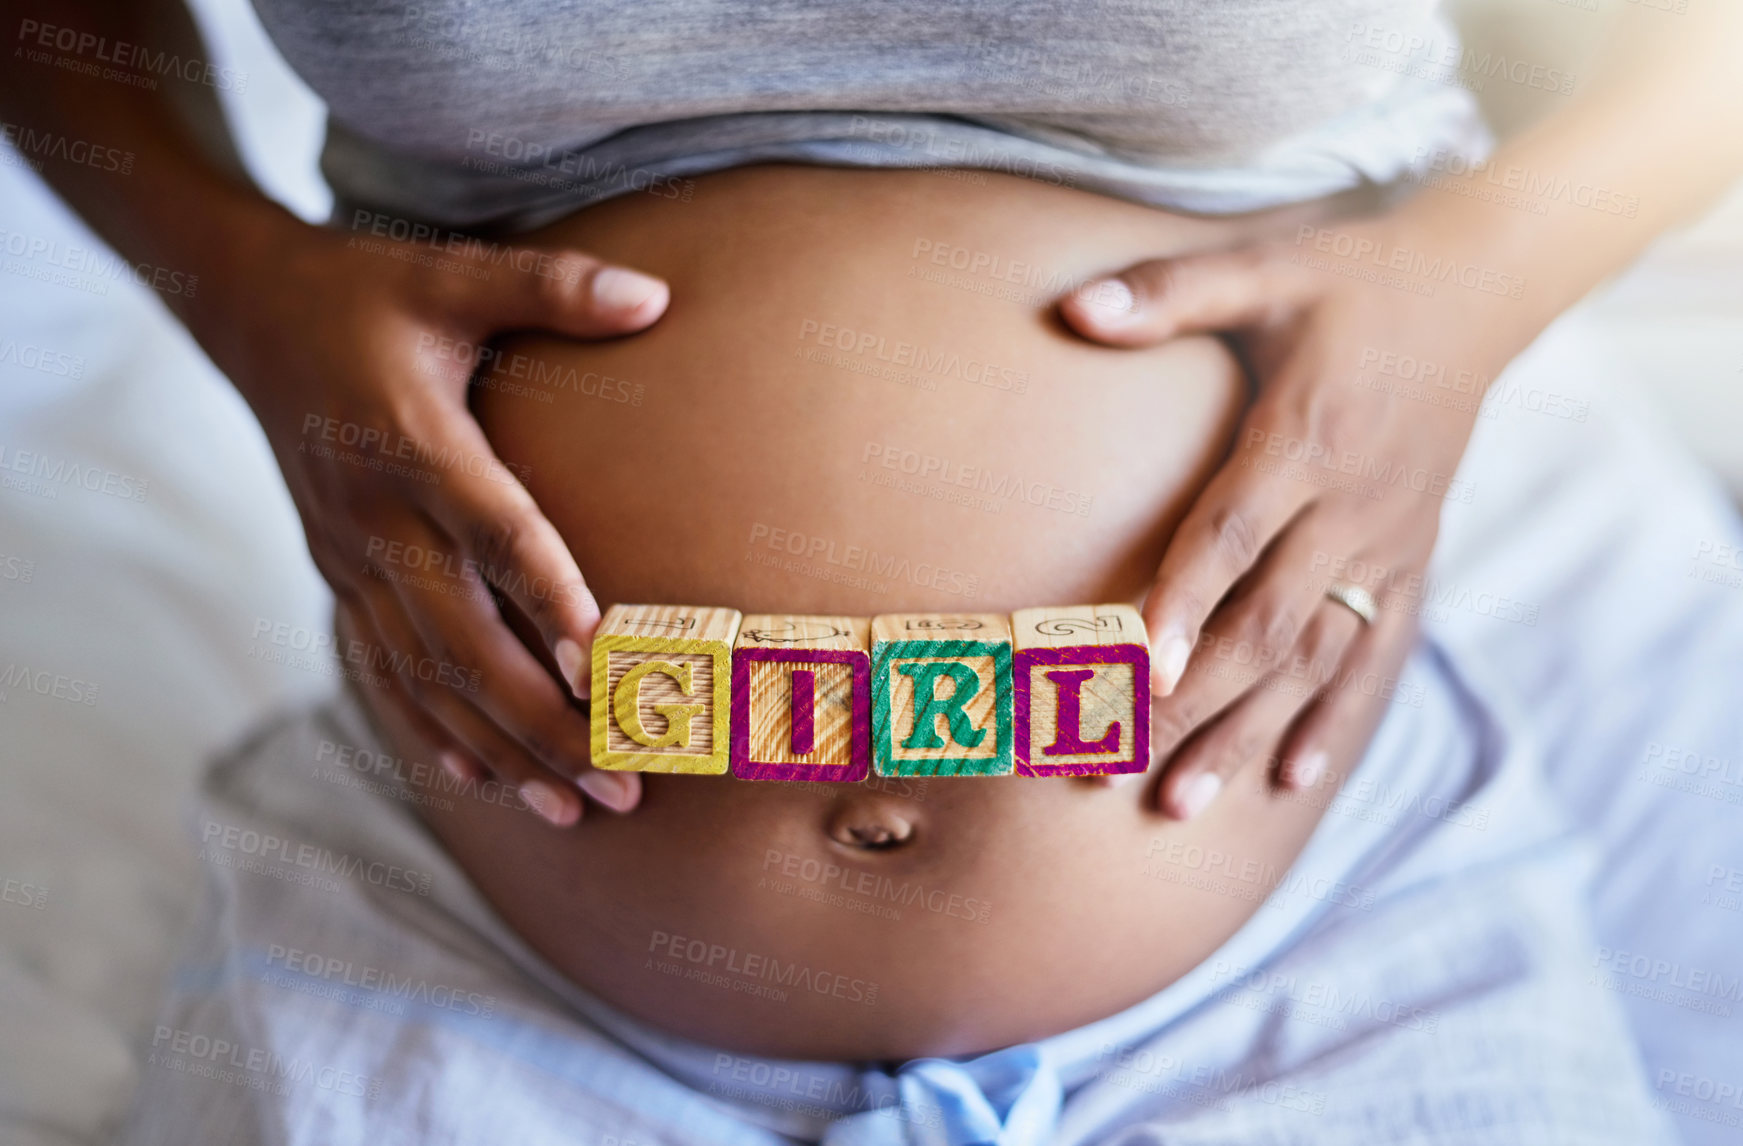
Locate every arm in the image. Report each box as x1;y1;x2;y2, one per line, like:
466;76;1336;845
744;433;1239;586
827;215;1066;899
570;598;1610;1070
1396;0;1743;353
2;0;669;825
2;0;286;343
1060;0;1743;817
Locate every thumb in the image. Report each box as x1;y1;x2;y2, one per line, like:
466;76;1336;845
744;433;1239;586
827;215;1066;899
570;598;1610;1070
1059;246;1312;347
462;246;670;339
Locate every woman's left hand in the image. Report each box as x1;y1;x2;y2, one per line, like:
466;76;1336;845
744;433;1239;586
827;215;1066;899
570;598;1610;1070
1060;212;1519;819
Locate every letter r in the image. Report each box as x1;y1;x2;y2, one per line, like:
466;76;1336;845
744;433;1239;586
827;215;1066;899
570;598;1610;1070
897;662;985;750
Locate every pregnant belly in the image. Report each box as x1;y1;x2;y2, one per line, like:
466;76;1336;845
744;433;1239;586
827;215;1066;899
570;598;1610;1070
409;166;1349;1060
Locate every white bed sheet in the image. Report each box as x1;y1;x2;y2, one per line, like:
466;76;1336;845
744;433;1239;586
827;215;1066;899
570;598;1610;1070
0;174;332;1146
1427;324;1743;1144
2;2;1741;1143
1;7;330;1138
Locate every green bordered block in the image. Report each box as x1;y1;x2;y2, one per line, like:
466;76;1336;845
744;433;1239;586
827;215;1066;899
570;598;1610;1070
870;614;1013;777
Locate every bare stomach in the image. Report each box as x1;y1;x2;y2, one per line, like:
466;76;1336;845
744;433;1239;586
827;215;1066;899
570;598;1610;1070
401;166;1368;1060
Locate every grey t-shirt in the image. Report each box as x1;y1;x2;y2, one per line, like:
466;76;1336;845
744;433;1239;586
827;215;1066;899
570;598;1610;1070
249;0;1490;230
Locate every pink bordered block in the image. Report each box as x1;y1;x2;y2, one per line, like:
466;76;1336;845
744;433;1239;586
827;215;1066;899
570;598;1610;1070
730;616;872;782
1012;605;1151;778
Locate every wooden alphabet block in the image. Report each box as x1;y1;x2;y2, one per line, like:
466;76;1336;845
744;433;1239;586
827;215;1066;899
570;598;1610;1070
731;615;871;782
871;613;1013;777
590;604;741;773
1011;604;1150;777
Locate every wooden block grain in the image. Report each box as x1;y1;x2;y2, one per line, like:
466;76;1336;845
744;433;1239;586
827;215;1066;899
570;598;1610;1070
731;615;871;782
1011;604;1149;777
590;604;741;773
871;613;1012;777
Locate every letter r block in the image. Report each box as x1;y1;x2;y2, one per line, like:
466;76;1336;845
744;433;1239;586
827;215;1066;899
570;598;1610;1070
731;615;871;781
591;604;741;773
1011;604;1149;777
871;614;1012;777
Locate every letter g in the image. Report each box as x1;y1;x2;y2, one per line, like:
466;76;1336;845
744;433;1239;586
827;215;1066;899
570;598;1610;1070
613;660;706;748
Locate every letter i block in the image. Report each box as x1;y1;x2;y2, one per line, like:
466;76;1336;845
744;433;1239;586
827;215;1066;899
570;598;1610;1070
871;614;1013;777
731;615;871;782
1012;604;1150;777
590;604;742;773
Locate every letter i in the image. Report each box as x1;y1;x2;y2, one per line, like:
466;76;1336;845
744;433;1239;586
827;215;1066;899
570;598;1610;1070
731;616;872;782
790;669;816;755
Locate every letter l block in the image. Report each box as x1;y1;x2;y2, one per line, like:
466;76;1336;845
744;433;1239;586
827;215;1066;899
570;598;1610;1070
1012;604;1149;777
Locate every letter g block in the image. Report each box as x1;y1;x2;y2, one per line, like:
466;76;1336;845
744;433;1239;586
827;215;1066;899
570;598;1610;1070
1011;604;1149;777
871;614;1012;777
591;604;741;773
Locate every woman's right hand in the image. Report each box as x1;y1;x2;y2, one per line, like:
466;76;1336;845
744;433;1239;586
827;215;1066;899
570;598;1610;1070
207;214;669;827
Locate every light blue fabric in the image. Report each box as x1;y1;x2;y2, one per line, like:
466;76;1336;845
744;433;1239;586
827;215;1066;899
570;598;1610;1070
104;315;1743;1146
129;315;1743;1144
114;629;1675;1145
822;1047;1064;1146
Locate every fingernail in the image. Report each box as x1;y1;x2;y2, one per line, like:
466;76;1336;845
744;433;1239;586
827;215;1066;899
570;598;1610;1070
1081;277;1138;321
1291;751;1328;790
555;637;588;699
578;769;637;813
520;779;578;827
591;267;667;314
1152;635;1192;696
439;751;472;783
1175;772;1222;820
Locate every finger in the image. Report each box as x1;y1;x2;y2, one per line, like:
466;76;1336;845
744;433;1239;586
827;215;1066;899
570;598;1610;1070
449;246;670;338
1278;597;1418;794
355;576;585;827
1058;246;1315;347
392;554;640;814
1142;454;1318;696
489;586;644;816
376;516;638;814
336;596;486;785
1145;505;1358;789
1156;602;1361;819
421;685;585;826
411;415;603;700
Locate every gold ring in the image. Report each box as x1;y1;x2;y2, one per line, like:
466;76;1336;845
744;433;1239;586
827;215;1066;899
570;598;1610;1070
1324;581;1378;625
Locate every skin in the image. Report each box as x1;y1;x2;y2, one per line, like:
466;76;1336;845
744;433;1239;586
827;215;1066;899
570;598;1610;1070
346;165;1413;1059
3;2;1738;828
3;0;672;825
8;0;1726;1075
1058;0;1743;819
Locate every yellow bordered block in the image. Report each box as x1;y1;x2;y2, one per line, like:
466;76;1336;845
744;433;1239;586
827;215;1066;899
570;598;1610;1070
590;604;742;773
